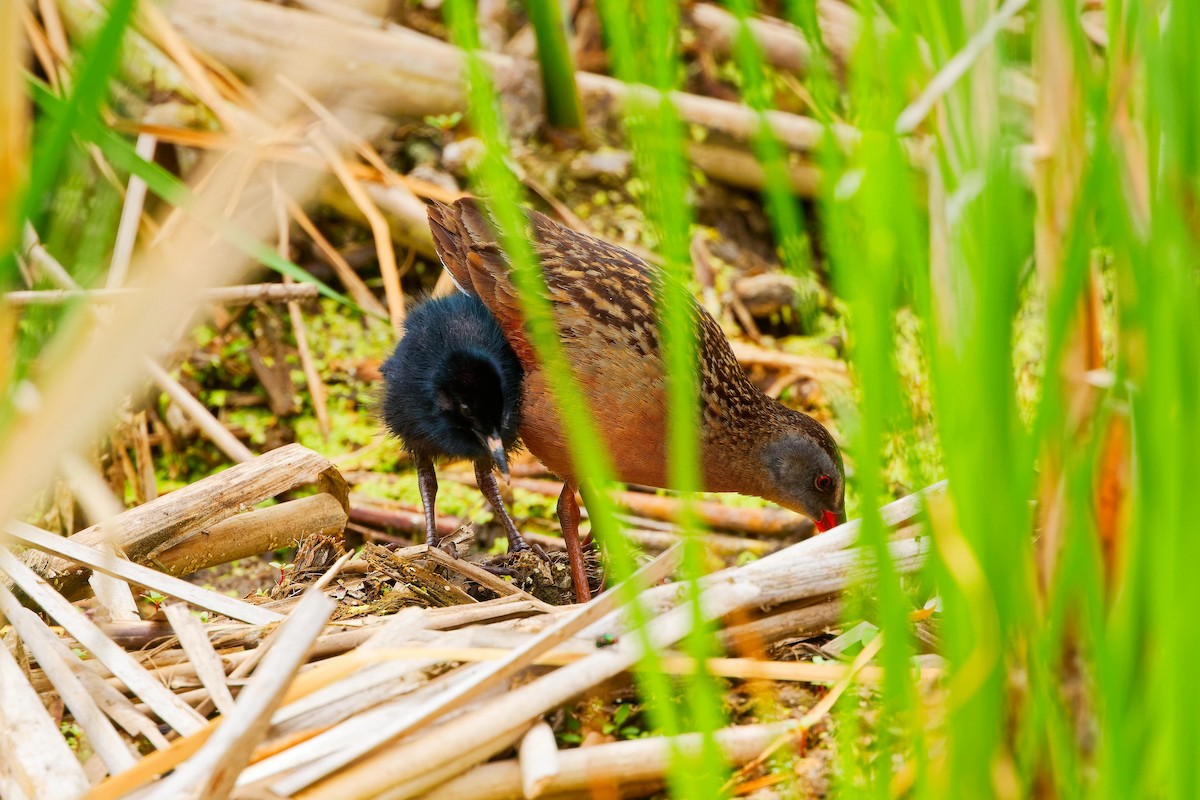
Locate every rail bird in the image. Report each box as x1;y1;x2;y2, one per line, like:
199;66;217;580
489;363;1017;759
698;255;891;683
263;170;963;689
429;198;845;601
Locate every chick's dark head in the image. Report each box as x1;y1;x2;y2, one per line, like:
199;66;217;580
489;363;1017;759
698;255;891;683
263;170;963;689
431;348;521;471
380;293;523;473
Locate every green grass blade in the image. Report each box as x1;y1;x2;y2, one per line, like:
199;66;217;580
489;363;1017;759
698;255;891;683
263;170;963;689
527;0;584;129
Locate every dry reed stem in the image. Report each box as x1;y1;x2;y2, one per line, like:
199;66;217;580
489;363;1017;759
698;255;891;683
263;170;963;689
728;339;848;381
86;626;432;800
453;472;815;539
321;178;439;260
2;283;322;305
62;454;144;621
144;578;340;800
277;73;434;202
107;133;157;289
283;194;388;315
723;634;885;794
238;644;493;788
37;0;69;58
0;0;391;533
587;508;932;640
518;721;559;799
86;541;142;623
273;186;332;439
135;0;251;132
615;520;776;557
19;6;60;93
286;274;332;436
146;359;256;463
240;643;939;685
55;0;203;113
266;547;681;794
296;580;764;799
895;0;1030;134
0;159;318;528
0;762;30;800
0;630;92;797
17;224;257;469
163;602;238;716
122;121;462;203
29;626;172;751
4;604;139;776
418;544;556;610
423;721;794;800
688;140;821;195
310;131;405;331
690;3;811;75
719;596;842;648
0;558;207;735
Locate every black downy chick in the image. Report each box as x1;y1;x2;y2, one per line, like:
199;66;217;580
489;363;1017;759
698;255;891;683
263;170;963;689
380;293;530;553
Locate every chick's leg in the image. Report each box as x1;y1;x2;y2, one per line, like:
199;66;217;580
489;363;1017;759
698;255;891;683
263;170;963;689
474;460;532;554
416;454;440;548
557;483;592;603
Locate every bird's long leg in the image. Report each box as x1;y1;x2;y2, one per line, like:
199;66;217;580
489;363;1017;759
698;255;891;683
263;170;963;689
557;483;592;603
474;460;534;555
577;481;602;552
415;454;440;548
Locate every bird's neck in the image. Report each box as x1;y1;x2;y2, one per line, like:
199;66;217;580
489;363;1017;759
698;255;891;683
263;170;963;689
700;377;787;497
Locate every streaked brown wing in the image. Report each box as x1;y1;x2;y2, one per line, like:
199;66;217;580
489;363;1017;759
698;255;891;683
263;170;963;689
428;198;665;370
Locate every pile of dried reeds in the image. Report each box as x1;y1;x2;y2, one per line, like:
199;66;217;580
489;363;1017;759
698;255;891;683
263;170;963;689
1;433;940;797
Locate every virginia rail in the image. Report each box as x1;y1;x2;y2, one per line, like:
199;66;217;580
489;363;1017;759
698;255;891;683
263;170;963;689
429;198;846;601
379;293;532;554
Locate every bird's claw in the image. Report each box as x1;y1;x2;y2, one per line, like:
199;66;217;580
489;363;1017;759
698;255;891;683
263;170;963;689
508;535;552;562
427;533;459;559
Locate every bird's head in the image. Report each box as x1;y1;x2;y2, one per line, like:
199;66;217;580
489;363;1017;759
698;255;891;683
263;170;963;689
758;413;846;532
434;350;521;475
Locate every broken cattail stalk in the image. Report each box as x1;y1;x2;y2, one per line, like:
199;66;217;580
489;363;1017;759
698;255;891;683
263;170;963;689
13;443;348;597
5;520;283;625
154;492;348;577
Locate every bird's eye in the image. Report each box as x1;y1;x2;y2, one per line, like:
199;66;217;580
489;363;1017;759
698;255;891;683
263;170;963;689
814;474;833;492
458;403;473;419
